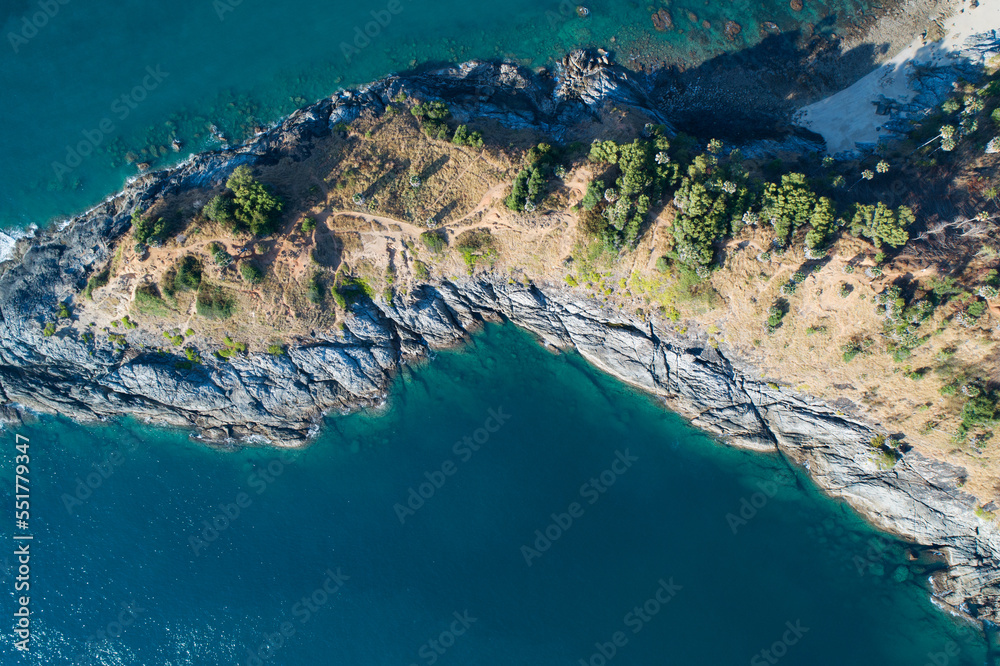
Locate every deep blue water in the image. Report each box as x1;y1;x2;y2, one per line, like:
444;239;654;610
1;0;878;232
0;325;988;664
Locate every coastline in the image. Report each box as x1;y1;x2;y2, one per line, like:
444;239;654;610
2;23;1000;628
795;0;1000;154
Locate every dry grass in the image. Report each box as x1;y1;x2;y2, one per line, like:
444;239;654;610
70;109;1000;505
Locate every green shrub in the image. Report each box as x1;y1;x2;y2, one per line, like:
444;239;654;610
216;336;247;360
240;261;264;284
766;302;786;331
411;100;450;120
307;275;324;304
454;229;495;271
334;277;375;305
300;217;316;233
196;284;235;319
451;125;484;148
581;180;605;210
222;336;247;353
134;284;172;317
207;242;233;268
131;209;167;246
42;322;56;337
842;340;864;362
420;229;447;254
331;288;347;309
955;383;999;439
968;300;987;318
122;315;137;330
267;344;285;355
505;143;557;212
655;256;670;273
410;101;451;139
413;260;430;280
174;255;203;292
56;303;71;319
83;267;111;299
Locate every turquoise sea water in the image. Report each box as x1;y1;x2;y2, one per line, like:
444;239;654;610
1;0;878;232
0;325;988;664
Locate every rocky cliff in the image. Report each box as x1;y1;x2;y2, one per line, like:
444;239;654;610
1;51;998;625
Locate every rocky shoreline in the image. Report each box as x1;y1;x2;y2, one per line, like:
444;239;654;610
2;50;1000;625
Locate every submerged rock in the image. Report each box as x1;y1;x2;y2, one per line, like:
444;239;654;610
651;9;673;32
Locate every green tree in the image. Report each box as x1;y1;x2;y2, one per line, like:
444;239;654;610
581;180;604;210
203;195;235;226
132;210;166;246
850;203;913;248
761;173;817;245
805;196;837;250
226;166;283;235
589;140;619;164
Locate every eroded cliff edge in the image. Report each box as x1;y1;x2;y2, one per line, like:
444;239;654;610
2;51;999;624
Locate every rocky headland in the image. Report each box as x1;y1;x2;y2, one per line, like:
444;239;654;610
2;36;1000;627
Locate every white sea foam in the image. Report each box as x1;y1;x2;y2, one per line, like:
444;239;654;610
0;224;37;263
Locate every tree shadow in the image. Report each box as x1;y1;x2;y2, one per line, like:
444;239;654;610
419;154;450;181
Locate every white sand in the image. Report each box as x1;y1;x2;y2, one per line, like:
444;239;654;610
794;0;1000;155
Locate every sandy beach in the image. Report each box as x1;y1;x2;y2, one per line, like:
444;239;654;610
795;0;1000;155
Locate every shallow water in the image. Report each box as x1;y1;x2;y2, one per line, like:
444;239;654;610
1;0;878;232
0;324;987;664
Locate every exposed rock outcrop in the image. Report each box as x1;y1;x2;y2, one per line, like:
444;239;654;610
1;50;998;625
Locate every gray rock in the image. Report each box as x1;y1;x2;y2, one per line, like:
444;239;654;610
1;50;998;626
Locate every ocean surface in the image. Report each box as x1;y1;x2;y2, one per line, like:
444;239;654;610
0;324;989;665
1;0;879;236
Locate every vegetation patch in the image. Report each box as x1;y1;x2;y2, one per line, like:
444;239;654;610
453;229;496;272
83;267;111;300
133;284;173;317
196;284;235;319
